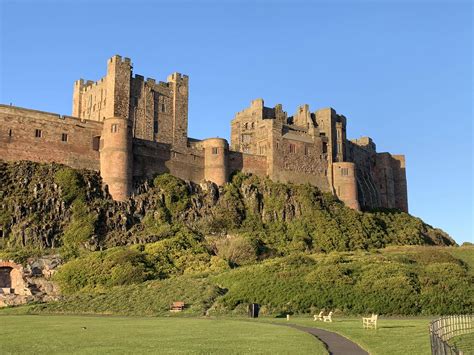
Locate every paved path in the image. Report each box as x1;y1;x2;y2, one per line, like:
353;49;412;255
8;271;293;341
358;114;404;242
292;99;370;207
284;324;368;355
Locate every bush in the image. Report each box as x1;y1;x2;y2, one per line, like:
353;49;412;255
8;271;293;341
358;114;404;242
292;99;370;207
214;235;256;267
54;167;85;204
54;248;149;294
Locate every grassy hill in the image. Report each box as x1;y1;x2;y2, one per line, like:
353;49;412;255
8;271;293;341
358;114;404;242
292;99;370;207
0;161;471;317
3;246;471;317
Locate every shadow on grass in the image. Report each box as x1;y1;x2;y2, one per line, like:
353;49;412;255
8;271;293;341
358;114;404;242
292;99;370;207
380;325;417;329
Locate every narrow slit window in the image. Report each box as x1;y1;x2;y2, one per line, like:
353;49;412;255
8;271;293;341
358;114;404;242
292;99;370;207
35;129;42;138
61;133;68;142
111;124;118;133
341;168;349;176
8;129;12;137
212;147;218;154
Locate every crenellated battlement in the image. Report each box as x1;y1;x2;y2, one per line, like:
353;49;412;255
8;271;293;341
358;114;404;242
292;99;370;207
108;54;131;65
167;72;189;84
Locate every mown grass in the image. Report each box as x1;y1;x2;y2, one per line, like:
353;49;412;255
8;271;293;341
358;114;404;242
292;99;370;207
267;316;432;355
449;332;474;353
0;315;326;354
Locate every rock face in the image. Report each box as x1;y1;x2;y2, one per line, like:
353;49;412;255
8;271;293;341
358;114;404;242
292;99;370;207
0;256;61;307
0;161;455;252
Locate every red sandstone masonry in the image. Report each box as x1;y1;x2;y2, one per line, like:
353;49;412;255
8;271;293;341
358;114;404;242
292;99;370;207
0;105;101;170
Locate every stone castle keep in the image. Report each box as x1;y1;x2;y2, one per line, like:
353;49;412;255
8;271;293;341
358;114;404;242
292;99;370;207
0;55;408;211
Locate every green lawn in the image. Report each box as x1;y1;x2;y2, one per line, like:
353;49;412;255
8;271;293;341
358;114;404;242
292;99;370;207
449;332;474;353
0;315;326;354
267;317;432;355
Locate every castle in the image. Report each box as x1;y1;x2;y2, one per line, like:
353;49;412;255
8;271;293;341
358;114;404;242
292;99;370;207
0;55;408;212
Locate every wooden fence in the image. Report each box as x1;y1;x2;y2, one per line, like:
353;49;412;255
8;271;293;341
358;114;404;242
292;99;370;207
429;315;473;355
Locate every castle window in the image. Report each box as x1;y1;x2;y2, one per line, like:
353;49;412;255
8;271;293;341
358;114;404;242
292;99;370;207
8;129;12;137
341;168;349;176
289;143;296;153
161;103;165;112
111;124;118;133
61;133;68;142
244;123;248;130
92;136;100;151
251;122;255;129
212;147;218;155
304;146;308;155
35;129;42;138
322;142;327;154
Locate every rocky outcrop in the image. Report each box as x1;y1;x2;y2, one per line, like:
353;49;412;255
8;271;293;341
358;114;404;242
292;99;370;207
0;161;456;252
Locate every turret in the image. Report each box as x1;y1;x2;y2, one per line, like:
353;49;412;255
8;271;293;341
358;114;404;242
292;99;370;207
100;118;133;201
202;138;228;186
332;162;360;210
100;55;133;201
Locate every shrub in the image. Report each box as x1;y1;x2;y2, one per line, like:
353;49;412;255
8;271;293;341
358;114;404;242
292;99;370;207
214;235;256;267
54;167;85;204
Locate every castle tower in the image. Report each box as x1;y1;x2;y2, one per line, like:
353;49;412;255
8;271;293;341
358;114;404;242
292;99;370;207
99;55;133;201
332;162;360;210
167;72;189;149
202;138;228;186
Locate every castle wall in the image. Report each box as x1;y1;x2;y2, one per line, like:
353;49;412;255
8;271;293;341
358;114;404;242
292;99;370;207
346;140;381;209
391;155;408;212
228;151;267;178
73;78;108;121
270;133;330;190
0;105;101;170
132;139;204;183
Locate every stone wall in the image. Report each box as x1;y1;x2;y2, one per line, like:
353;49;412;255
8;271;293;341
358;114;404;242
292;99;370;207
0;105;102;171
228;151;267;178
0;257;61;308
132;138;204;183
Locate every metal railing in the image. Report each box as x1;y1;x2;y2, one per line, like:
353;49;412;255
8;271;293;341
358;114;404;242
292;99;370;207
429;315;473;355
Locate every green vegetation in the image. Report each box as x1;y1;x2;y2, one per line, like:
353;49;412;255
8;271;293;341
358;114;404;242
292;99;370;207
211;248;473;316
1;162;470;318
449;332;474;354
4;246;466;316
0;315;325;354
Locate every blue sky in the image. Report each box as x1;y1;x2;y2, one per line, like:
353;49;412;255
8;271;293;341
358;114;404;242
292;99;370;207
1;0;472;243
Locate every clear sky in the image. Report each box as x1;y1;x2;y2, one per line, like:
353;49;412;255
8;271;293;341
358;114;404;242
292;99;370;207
1;0;472;243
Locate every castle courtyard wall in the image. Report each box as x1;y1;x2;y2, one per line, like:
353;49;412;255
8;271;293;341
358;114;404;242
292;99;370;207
0;105;101;171
132;139;204;183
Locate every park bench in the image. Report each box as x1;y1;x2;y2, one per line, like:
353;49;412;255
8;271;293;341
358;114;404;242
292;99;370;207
313;311;324;321
363;314;378;329
170;301;185;312
323;311;333;322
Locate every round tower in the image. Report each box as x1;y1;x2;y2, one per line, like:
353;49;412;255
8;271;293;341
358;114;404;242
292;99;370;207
202;138;228;186
100;117;132;201
332;162;360;210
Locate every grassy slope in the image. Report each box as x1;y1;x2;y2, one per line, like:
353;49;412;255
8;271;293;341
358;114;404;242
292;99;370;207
0;315;326;354
268;317;432;355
